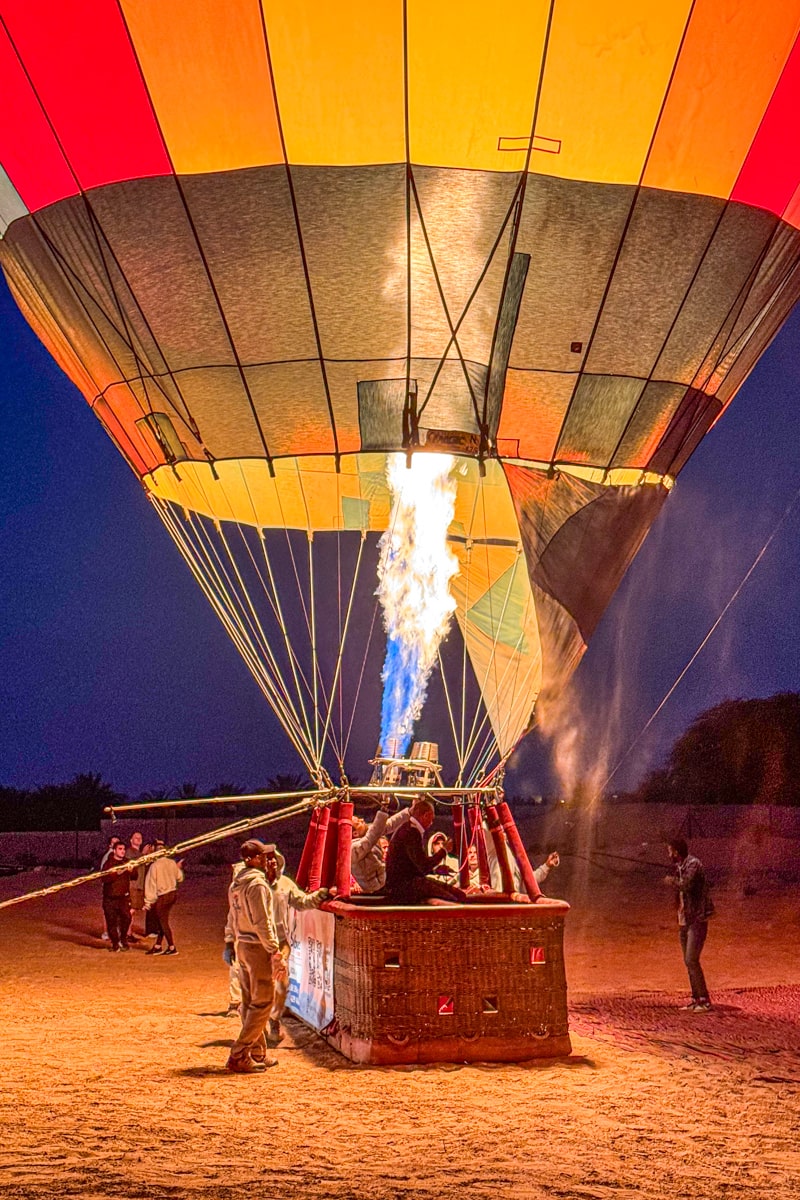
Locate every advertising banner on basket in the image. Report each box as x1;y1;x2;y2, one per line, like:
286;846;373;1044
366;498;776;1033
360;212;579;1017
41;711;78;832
287;907;335;1031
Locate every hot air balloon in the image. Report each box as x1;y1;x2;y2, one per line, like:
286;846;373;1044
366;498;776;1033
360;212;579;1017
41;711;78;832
2;1;800;1061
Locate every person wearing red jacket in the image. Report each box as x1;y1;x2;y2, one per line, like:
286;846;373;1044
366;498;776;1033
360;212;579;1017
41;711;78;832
101;841;138;952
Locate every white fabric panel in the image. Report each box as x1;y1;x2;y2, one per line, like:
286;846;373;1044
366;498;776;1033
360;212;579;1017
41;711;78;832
0;166;28;238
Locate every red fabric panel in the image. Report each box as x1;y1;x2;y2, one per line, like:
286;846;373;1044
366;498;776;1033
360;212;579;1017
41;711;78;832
1;0;170;198
733;35;800;217
0;24;76;209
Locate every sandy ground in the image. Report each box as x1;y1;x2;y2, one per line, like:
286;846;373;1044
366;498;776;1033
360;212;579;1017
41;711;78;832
1;857;799;1200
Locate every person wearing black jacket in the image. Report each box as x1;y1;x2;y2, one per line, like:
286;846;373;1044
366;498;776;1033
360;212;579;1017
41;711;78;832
101;841;138;952
384;799;466;904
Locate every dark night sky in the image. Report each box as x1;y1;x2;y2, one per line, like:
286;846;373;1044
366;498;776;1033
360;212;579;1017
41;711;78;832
1;272;799;798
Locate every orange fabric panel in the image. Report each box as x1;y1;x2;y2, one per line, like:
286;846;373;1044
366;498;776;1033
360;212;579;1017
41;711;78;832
263;0;404;165
408;0;550;172
121;0;283;174
529;0;692;186
497;370;575;462
645;0;800;199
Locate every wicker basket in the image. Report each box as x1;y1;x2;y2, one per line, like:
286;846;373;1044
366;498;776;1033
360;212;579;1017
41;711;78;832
324;899;571;1064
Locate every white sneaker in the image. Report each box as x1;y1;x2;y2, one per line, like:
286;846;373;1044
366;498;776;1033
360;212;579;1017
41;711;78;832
101;932;110;942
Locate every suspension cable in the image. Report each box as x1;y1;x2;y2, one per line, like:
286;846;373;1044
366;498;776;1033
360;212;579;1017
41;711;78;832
319;530;368;767
595;479;800;797
154;500;316;773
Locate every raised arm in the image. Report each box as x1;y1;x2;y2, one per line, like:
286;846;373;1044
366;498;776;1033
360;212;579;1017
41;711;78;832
351;808;389;863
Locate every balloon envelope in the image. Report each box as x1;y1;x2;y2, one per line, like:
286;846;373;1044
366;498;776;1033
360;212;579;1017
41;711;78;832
2;1;799;768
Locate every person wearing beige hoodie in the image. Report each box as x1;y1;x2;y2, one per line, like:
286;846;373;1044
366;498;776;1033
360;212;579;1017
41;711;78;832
143;847;184;955
225;840;281;1073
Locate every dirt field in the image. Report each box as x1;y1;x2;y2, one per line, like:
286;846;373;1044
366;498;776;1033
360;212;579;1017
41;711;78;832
1;858;799;1200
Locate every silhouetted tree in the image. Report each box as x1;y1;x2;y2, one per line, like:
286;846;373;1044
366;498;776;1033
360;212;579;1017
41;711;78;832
637;693;800;805
0;774;125;830
264;773;309;794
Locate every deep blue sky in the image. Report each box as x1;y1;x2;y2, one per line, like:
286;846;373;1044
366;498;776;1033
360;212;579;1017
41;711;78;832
1;273;799;798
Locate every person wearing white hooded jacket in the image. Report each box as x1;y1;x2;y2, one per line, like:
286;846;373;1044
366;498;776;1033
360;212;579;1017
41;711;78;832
264;847;329;1046
224;839;281;1073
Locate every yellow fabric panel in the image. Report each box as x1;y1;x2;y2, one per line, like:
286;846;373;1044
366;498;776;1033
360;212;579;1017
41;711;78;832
450;458;522;543
644;0;800;198
121;0;283;173
146;453;672;532
262;0;404;165
146;453;525;532
528;0;692;186
146;454;389;530
451;547;541;757
407;0;550;172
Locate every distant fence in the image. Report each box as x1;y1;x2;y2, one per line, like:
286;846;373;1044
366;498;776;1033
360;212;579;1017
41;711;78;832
1;803;798;876
0;809;312;871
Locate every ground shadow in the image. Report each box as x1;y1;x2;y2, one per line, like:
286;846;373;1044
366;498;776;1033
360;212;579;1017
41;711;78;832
45;922;108;949
570;985;800;1071
173;1065;239;1078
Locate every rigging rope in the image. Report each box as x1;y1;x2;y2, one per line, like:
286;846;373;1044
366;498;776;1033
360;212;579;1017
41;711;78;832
0;795;320;912
596;478;800;797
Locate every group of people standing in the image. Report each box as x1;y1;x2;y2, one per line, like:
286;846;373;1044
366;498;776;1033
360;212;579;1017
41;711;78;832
100;832;184;955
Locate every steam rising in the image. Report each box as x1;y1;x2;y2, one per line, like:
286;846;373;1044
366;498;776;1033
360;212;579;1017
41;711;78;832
377;452;458;756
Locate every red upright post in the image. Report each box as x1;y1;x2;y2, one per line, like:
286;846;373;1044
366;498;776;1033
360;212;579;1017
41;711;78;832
307;806;331;890
497;800;541;900
296;808;320;890
335;800;354;897
320;800;341;889
453;801;469;890
485;803;516;894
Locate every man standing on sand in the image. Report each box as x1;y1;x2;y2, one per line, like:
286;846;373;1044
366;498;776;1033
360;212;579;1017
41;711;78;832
664;837;715;1012
101;841;138;952
127;831;146;939
225;839;281;1073
262;845;330;1047
385;798;466;904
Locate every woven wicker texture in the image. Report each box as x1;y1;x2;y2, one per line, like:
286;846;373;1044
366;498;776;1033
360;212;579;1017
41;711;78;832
333;907;568;1043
